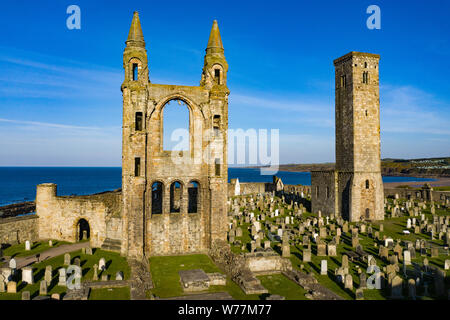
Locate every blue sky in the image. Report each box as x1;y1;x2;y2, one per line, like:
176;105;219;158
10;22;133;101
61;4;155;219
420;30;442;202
0;0;449;166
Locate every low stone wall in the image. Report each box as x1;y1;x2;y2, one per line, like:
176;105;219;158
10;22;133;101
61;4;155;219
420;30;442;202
244;251;292;274
0;215;39;245
384;187;450;202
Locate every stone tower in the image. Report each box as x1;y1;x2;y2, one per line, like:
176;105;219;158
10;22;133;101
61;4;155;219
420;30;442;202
334;52;384;221
121;12;229;258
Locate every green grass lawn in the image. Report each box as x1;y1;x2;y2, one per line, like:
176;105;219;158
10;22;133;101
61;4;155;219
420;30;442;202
89;287;130;300
0;248;130;300
257;274;309;300
149;254;259;300
2;240;70;258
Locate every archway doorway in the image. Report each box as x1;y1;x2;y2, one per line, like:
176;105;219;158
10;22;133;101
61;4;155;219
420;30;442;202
77;218;90;241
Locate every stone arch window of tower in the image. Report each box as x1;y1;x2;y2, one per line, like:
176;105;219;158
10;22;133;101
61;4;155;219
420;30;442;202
213;115;221;137
363;71;369;84
340;74;346;88
132;63;138;81
365;179;370;189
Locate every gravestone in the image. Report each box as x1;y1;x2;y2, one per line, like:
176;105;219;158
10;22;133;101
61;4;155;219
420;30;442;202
327;244;337;257
317;243;327;256
342;255;349;269
45;265;52;285
355;288;364;300
303;248;311;262
0;279;5;293
320;260;327;275
344;274;353;290
22;267;33;284
115;271;124;281
39;280;47;295
21;291;30;300
6;281;16;293
390;276;403;299
403;250;411;266
58;268;66;286
9;258;16;270
48;240;53;247
99;258;106;271
93;264;99;281
64;253;70;266
359;273;367;289
408;279;416;300
86;247;93;255
25;240;31;251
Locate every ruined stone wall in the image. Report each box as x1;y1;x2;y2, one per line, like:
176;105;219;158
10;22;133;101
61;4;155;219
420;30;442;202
384;188;450;202
244;252;292;274
311;171;337;216
0;215;38;245
36;183;122;248
120;15;229;258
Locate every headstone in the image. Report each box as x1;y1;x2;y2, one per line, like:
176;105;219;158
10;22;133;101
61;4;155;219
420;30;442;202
58;268;67;286
7;281;16;293
44;265;52;285
303;248;311;262
25;240;31;251
355;288;364;300
408;279;416;300
390;276;403;298
39;280;47;295
48;240;53;247
64;253;70;266
115;271;124;281
51;293;60;300
320;260;327;275
9;258;16;270
99;258;106;271
93;264;99;281
86;247;93;255
342;255;349;269
344;274;353;290
403;250;411;266
22;291;31;300
22;267;34;284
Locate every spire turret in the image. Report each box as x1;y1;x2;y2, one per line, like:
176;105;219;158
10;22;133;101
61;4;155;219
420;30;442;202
126;11;145;48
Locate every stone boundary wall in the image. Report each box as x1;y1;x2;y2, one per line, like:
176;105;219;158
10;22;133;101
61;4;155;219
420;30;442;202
384;188;450;202
36;184;122;249
0;215;39;245
228;182;309;197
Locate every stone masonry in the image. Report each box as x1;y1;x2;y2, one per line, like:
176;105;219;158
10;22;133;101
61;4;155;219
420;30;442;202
312;52;384;222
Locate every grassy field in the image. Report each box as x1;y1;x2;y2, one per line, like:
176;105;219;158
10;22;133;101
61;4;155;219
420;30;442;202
149;254;258;299
257;274;309;300
0;248;130;300
2;240;70;258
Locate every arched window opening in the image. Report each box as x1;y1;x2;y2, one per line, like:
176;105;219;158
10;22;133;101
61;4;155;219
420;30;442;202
135;112;143;131
163;99;189;151
77;219;90;241
365;208;370;219
213;115;221;137
365;180;370;189
170;181;182;213
364;62;368;68
363;71;369;84
326;186;330;199
340;74;346;88
214;69;221;84
215;158;221;176
132;63;138;81
152;182;163;214
188;181;199;213
134;157;141;177
316;186;320;198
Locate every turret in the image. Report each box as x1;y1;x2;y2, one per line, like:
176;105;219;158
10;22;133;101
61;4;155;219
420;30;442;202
200;20;228;90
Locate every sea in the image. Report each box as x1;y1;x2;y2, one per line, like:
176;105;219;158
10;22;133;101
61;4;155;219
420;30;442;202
0;167;436;207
